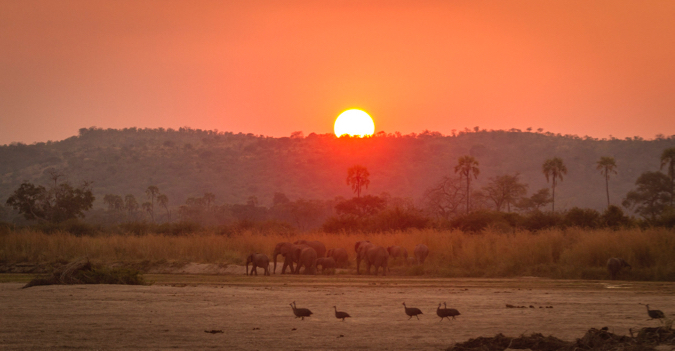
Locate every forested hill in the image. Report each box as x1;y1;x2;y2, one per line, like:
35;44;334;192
1;127;673;214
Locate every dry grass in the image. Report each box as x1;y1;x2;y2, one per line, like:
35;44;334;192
1;228;674;280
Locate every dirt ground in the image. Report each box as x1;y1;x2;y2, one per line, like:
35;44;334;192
1;269;674;350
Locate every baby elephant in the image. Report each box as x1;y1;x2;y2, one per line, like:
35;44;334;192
316;257;336;275
607;257;631;280
246;253;270;276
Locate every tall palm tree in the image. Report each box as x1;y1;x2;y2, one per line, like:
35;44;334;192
542;157;567;212
157;194;170;223
346;165;370;198
455;155;480;214
145;185;160;222
596;156;617;208
661;147;675;207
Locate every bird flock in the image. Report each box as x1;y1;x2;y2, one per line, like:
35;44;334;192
289;301;668;323
290;301;461;322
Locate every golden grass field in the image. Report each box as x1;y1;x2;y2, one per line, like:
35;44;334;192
1;228;674;280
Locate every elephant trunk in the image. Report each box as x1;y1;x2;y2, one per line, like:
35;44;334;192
245;260;249;276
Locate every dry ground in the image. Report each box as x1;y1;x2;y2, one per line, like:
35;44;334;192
1;269;674;350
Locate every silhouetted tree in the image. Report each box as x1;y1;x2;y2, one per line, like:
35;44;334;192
542;157;567;212
145;185;159;221
44;168;63;187
424;175;466;219
157;194;170;222
103;194;124;212
203;192;215;211
455;155;480;214
661;147;675;207
482;174;527;212
622;171;672;221
335;195;386;218
516;188;553;212
141;202;153;220
6;181;94;223
124;194;138;218
346;165;370;198
597;156;617;208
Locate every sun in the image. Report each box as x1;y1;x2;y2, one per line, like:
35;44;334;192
334;109;375;137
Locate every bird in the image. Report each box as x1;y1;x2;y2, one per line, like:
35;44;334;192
333;306;351;321
403;302;423;320
290;301;313;320
646;304;665;321
444;302;461;320
436;303;448;321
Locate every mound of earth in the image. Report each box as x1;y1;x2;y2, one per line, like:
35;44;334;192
447;327;675;351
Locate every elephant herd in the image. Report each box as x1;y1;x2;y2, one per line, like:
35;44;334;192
246;240;431;276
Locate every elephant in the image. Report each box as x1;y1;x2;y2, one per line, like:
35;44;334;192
355;240;371;253
326;248;349;268
246;253;270;276
355;241;375;274
294;246;318;274
387;246;409;266
357;243;389;276
414;244;429;265
316;257;336;274
607;257;631;280
273;242;302;274
293;240;326;258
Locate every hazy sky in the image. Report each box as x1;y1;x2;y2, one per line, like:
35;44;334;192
2;1;675;145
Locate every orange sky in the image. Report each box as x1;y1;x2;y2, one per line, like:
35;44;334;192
1;1;675;145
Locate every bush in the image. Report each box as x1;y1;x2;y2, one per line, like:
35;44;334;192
371;207;430;232
119;222;154;236
322;216;362;233
521;211;563;231
32;219;100;236
564;207;600;229
601;205;633;228
450;211;513;233
155;221;202;235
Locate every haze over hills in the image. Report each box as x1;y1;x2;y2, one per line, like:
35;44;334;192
1;127;673;221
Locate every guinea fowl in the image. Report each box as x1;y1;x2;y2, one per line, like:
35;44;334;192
403;302;423;320
436;303;449;321
290;301;313;320
646;304;665;321
333;306;351;321
443;302;461;320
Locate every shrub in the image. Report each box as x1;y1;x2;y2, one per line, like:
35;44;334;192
521;211;563;231
600;205;633;228
450;211;512;233
564;207;600;229
370;207;430;232
119;222;153;236
155;221;202;235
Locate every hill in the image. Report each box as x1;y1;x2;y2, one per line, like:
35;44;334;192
1;127;673;222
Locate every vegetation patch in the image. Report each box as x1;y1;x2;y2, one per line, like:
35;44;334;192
447;327;675;351
22;258;144;288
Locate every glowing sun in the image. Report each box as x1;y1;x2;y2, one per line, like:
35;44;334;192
334;109;375;137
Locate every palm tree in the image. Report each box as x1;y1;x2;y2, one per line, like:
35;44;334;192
596;156;617;208
455;155;480;214
145;185;160;222
346;165;370;198
661;147;675;207
157;194;170;223
542;157;567;212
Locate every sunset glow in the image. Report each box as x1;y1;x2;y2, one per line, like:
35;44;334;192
334;109;375;137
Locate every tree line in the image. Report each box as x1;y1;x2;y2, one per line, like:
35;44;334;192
2;128;674;234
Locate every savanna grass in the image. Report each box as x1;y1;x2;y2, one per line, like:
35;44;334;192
1;227;673;280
